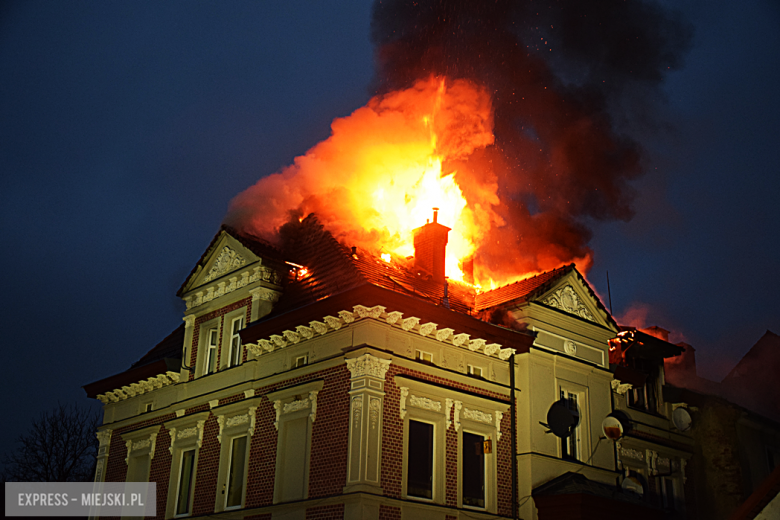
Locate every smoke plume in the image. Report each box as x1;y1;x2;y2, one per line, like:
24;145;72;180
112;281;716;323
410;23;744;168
226;0;692;286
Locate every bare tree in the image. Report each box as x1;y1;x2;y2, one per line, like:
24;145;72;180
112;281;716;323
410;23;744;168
2;403;100;482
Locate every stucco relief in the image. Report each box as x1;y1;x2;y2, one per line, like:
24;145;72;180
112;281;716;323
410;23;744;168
543;284;596;322
204;246;246;282
410;395;442;412
345;353;391;380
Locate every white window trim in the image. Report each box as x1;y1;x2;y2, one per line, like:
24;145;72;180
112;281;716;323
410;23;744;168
120;425;159;483
395;375;507;512
196;317;221;378
211;397;261;513
459;427;493;512
224;435;250;510
266;379;324;504
222;308;247;369
415;350;433;363
558;381;589;463
164;411;209;519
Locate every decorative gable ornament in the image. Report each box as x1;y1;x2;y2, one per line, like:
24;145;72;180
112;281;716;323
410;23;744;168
203;246;246;282
543;284;596;322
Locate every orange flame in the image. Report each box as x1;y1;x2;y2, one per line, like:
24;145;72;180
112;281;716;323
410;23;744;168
229;76;590;287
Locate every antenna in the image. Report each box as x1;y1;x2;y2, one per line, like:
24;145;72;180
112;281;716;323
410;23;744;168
606;270;613;314
539;399;579;438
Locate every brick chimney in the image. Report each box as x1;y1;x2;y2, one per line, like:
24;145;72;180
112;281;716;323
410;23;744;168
413;208;450;283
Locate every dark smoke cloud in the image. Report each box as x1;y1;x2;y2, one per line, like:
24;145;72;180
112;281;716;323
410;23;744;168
371;0;692;277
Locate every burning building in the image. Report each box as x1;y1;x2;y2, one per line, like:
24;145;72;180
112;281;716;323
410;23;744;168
84;212;706;519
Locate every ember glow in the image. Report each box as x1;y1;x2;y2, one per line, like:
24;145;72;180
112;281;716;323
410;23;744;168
226;0;692;289
230;77;505;284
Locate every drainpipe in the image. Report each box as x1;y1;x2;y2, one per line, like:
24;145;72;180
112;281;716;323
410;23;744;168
510;353;518;520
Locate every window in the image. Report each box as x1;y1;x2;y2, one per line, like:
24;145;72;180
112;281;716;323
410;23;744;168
407;420;434;499
205;328;219;374
560;388;580;461
121;426;159;483
228;316;244;367
267;380;322;504
626;358;660;413
661;476;676;511
462;431;485;508
293;355;308;368
225;436;248;509
468;365;483;377
175;449;196;516
415;350;433;363
164;412;208;519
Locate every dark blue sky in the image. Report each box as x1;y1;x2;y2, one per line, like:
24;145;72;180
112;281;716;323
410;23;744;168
1;0;778;467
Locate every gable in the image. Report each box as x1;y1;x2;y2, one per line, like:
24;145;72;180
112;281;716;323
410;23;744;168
532;270;617;331
180;231;266;296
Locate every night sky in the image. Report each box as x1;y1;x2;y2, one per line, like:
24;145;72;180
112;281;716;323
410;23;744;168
1;1;778;469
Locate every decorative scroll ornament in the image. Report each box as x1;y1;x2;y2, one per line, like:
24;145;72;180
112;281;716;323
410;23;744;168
463;408;493;424
543;284;595;322
217;408;257;443
352;396;363;430
454;400;463;431
96;430;112;447
283;398;310;414
385;311;403;325
402;317;420;331
409;395;442;412
296;325;314;340
339;310;356;324
124;432;157;465
354;305;386;319
468;339;486;352
399;387;409;419
498;348;516;361
445;398;454;429
369;397;381;430
436;328;454;342
310;321;329;335
345;353;391;380
495;411;504;440
484;343;501;356
282;330;301;344
564;340;577;355
204;246;246;282
419;323;438;337
452;334;470;347
323;316;343;330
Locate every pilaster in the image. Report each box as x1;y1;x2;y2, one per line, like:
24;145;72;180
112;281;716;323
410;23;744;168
181;314;196;380
343;351;391;494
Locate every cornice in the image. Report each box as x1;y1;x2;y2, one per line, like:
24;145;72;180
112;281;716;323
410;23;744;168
244;304;517;361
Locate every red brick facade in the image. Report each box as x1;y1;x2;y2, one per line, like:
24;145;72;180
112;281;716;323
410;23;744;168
188;297;252;381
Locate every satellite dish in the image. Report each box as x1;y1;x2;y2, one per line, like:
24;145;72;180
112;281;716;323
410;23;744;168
541;399;580;438
602;416;624;440
672;407;693;432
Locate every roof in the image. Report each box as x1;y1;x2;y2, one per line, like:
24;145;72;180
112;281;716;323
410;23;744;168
176;224;283;297
131;325;184;368
475;264;573;310
270;214;477;316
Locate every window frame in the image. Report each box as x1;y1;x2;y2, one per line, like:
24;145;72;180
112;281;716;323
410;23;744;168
196;317;221;377
467;365;483;377
205;328;219;375
212;399;258;513
164;411;208;519
224;434;249;510
120;425;159;484
173;448;197;517
221;308;247;369
557;381;588;463
266;379;323;504
415;350;434;363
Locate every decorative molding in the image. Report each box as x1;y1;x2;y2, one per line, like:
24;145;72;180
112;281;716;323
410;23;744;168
369;397;381;430
352;396;363;430
124;432;157;465
611;379;633;395
463;408;493;424
309;390;319;423
209;399;219;409
96;372;180;405
468;339;486;352
399;387;409;419
401;317;420;331
273;400;282;431
385;311;403;325
454;400;463;432
484;343;501;356
419;322;438;337
495;411;504;440
620;447;645;461
498;348;516;361
452;334;470;347
296;325;314;340
436;328;454;342
543;284;596;322
445;398;453;430
225;414;249;428
244;389;255;399
177;427;197;440
283;398;310;414
339;310;356;324
96;429;112;447
204;246;246;282
283;330;301;344
354;305;386;319
564;340;577;355
217;407;257;443
409;395;442;412
310;321;329;335
345;353;391;380
323;316;343;330
183;315;196;329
